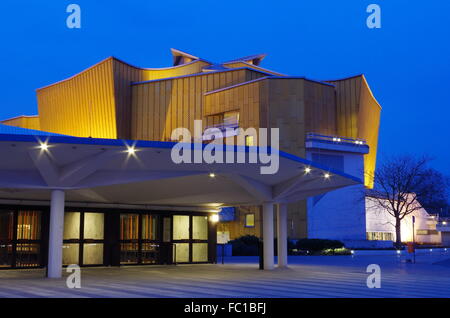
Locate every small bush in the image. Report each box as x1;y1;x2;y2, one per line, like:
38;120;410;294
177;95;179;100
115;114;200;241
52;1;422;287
321;247;352;256
229;237;347;256
229;235;261;256
274;238;297;255
295;239;344;252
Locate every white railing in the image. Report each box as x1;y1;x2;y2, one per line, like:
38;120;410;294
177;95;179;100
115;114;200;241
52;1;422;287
306;133;367;146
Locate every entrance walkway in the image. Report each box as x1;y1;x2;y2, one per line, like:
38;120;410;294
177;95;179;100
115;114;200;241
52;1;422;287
1;254;450;298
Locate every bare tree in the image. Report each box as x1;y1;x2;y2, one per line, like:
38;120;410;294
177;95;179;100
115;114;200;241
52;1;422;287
367;155;449;249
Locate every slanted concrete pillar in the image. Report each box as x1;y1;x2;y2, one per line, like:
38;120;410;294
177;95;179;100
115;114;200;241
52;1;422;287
263;202;274;270
47;190;65;278
277;203;288;268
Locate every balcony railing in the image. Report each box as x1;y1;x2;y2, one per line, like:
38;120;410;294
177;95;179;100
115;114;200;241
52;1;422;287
306;133;367;146
434;216;450;232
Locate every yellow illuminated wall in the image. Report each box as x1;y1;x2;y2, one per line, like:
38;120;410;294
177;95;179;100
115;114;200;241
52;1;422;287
204;77;337;157
266;78;337;157
204;78;264;137
131;68;266;141
37;58;117;139
203;77;337;239
36;57;211;139
326;75;381;188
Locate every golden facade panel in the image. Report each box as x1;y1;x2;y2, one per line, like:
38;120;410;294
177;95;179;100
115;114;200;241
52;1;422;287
327;75;381;188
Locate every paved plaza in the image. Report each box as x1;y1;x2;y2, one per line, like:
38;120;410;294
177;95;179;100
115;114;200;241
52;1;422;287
1;252;449;298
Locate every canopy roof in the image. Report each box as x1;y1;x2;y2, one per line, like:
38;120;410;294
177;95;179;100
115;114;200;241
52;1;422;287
0;132;360;210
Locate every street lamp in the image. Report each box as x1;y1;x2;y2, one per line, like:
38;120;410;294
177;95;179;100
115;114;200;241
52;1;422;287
412;216;416;264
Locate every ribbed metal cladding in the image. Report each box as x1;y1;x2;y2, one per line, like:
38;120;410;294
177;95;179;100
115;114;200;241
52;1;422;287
326;75;381;188
130;69;266;141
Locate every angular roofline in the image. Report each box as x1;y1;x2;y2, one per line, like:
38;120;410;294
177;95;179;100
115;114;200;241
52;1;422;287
204;77;271;95
112;55;211;71
223;61;285;76
361;74;382;110
36;56;212;91
324;73;365;82
36;56;113;91
1;115;39;122
170;48;200;61
204;76;335;96
131;67;274;86
0;124;64;136
223;53;267;64
269;76;335;87
325;74;382;110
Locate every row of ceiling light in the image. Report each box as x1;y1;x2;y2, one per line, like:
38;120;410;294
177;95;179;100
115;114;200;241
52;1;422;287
39;141;137;154
332;137;364;145
39;142;332;179
305;166;331;179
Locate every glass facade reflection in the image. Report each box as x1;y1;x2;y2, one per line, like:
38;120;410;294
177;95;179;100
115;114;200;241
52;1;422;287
0;208;215;269
16;244;41;267
0;244;13;268
172;215;210;263
62;212;105;266
120;243;139;264
0;209;42;268
120;214;161;265
62;244;79;265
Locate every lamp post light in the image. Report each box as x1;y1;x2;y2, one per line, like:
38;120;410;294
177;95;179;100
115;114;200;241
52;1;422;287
412;216;416;264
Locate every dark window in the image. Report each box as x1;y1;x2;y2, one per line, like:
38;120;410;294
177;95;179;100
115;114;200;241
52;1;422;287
0;210;14;268
0;211;14;242
416;229;439;235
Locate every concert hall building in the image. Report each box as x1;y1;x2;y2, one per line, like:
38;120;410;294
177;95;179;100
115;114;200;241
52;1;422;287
0;49;379;276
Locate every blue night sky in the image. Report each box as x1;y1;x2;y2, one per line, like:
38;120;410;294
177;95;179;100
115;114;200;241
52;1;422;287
0;1;449;175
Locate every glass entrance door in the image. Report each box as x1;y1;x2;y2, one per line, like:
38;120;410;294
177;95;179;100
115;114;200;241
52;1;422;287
120;213;161;265
141;214;160;264
63;212;105;266
120;214;139;264
172;215;209;263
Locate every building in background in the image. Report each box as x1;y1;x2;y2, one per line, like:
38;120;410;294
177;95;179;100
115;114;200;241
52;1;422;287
366;193;442;246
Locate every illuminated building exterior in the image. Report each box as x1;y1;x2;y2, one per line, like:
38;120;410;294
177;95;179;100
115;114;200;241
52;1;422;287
366;194;441;245
0;48;381;274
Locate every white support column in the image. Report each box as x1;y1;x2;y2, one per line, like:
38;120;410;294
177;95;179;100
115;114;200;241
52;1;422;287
277;203;288;268
47;190;65;278
263;202;274;270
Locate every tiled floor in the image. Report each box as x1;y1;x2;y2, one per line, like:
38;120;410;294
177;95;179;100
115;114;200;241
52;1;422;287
1;253;449;298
